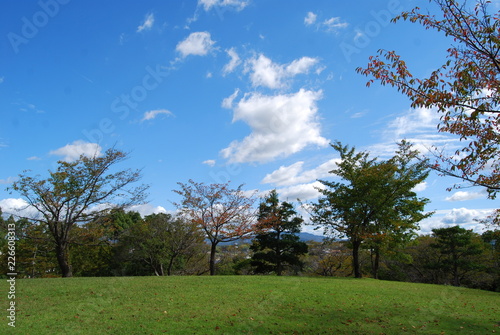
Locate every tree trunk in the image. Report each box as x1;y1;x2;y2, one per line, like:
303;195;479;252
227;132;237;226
371;247;380;279
209;242;218;276
55;243;72;278
352;240;362;278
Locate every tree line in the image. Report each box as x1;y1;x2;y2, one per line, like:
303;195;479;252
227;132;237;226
1;140;498;291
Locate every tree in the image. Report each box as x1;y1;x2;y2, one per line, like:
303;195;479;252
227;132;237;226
122;213;206;276
173;180;256;275
250;190;308;276
310;141;431;278
357;0;500;223
9;148;148;277
430;226;485;286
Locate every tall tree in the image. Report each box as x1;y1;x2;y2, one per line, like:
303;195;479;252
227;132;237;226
173;180;256;275
357;0;500;224
430;226;485;286
9;148;148;277
250;190;308;276
310;141;431;278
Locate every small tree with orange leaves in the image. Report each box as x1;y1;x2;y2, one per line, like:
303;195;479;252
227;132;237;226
173;180;257;275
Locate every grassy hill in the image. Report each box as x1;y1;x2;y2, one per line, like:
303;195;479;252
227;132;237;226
1;276;499;334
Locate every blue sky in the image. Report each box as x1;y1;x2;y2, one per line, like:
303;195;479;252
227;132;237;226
0;0;497;234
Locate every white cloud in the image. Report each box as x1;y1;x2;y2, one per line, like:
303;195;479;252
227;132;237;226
412;182;428;193
277;181;326;202
322;17;348;32
27;156;41;161
262;162;305;186
49;140;102;162
445;190;487;202
0;198;39;219
222;89;240;109
203;159;216;167
137;13;154;32
304;12;317;26
305;13;348;33
0;77;4;84
262;158;340;187
198;0;249;11
244;54;320;89
0;176;16;185
221;89;328;163
176;31;215;58
441;207;482;225
141;109;173;122
127;204;168;217
222;48;241;75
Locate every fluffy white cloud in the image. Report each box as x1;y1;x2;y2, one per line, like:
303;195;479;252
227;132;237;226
277;181;326;202
198;0;249;11
304;12;317;25
221;89;328;163
141;109;173;122
445;190;487;202
262;158;340;187
176;32;215;58
412;182;428;192
49;140;102;162
416;208;494;234
244;54;319;89
0;198;39;219
222;48;241;75
127;204;168;217
137;13;154;32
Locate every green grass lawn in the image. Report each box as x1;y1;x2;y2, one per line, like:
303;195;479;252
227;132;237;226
0;276;499;334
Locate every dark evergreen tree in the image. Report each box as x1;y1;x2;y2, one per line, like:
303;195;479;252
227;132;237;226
250;190;308;276
430;225;485;286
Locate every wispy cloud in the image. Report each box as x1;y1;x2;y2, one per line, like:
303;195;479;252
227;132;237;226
202;159;216;167
305;12;348;33
445;190;487;202
304;12;317;26
198;0;249;12
141;109;173;122
222;47;241;75
137;13;154;32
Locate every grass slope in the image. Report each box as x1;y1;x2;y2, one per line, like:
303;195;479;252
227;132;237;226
1;276;499;334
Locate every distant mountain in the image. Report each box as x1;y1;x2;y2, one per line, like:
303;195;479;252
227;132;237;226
219;232;324;245
298;232;325;242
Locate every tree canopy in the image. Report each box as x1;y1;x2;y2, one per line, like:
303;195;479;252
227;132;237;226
357;0;500;224
310;141;431;278
9;148;148;277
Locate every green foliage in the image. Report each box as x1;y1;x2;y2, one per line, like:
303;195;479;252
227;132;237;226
250;190;308;275
118;213;207;276
9;148;148;277
430;226;486;286
310;141;431;278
